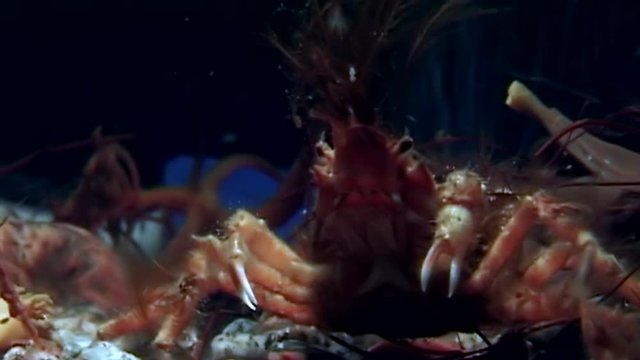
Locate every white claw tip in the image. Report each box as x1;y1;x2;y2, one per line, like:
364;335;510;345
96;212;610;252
232;262;258;311
420;242;444;293
447;258;462;298
420;259;433;293
241;292;257;311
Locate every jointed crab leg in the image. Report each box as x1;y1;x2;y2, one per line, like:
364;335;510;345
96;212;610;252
580;300;640;360
522;242;572;289
466;192;640;305
98;209;325;348
193;210;325;324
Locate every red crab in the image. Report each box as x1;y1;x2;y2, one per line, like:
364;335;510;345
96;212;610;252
98;112;640;356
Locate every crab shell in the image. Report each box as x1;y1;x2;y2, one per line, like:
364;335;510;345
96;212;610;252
309;122;437;220
290;122;489;336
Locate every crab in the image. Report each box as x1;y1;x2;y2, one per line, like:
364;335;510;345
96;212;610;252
0;219;134;311
98;114;640;356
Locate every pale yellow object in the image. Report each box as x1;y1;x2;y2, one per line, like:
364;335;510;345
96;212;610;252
0;291;54;350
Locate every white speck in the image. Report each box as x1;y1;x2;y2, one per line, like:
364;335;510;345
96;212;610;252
221;133;237;144
586;155;593;161
349;65;356;83
604;158;611;165
209;71;215;76
406;115;417;122
184;16;190;22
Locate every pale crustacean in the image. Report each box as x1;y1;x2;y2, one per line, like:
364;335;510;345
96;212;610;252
98;107;640;358
98;1;640;358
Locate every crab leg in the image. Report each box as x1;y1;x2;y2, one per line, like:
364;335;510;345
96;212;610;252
99;247;220;346
467;192;640;305
580;301;640;360
522;242;573;289
466;194;540;292
99;210;324;347
194;210;325;324
544;227;640;304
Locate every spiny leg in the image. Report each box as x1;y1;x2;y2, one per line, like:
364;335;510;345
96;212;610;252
468;192;640;305
194;209;325;324
465;194;541;293
518;202;640;304
98;274;204;348
540;222;640;304
580;301;640;360
98;250;219;347
522;242;573;289
491;244;582;322
99;212;323;347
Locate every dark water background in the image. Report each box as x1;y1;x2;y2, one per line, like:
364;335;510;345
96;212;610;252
0;0;639;202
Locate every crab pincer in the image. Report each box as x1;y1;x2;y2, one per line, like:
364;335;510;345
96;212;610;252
420;170;486;298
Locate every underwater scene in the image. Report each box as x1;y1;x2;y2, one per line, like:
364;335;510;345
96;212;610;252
1;0;640;359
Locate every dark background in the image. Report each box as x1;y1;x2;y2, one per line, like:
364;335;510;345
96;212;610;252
1;0;639;203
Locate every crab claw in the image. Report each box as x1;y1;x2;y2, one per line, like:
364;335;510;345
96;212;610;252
420;240;442;293
195;232;259;311
231;259;258;311
448;256;463;298
420;240;463;297
420;204;476;297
